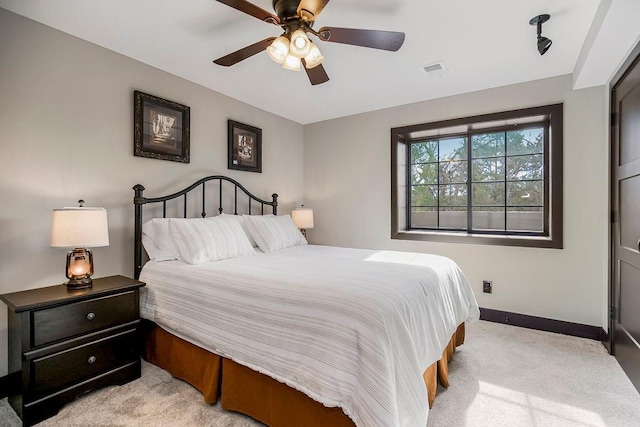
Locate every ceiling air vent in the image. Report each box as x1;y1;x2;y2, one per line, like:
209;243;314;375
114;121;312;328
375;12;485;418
420;61;448;78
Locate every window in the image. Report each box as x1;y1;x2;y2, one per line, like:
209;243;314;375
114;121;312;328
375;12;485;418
391;104;562;248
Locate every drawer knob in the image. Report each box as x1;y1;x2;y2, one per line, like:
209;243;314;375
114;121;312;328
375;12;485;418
87;356;97;364
86;312;96;321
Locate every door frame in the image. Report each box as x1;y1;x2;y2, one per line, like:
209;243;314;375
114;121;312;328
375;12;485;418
609;40;640;355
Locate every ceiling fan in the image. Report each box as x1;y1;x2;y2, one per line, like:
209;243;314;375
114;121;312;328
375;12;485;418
213;0;406;85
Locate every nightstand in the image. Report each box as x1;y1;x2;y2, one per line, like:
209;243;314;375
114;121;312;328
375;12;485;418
0;275;146;426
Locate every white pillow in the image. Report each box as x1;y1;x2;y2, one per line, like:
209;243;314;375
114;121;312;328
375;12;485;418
169;217;254;265
243;214;307;253
219;213;258;247
206;216;256;259
142;218;181;261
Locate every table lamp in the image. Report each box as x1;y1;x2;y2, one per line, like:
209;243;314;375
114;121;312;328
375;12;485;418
292;206;314;238
50;201;109;289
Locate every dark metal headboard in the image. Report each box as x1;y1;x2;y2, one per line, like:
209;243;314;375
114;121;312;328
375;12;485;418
133;175;278;279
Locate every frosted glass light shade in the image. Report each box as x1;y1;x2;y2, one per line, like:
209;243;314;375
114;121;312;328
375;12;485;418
290;29;311;58
304;43;324;69
51;207;109;248
282;54;301;71
292;208;314;229
267;35;290;64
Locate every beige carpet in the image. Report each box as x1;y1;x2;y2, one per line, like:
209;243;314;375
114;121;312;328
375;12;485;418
1;321;639;426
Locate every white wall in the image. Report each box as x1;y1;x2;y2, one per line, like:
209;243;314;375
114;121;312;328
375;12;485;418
304;75;608;330
0;10;304;376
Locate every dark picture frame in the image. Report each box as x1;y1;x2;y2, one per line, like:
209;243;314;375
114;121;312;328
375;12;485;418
228;120;262;173
134;90;190;163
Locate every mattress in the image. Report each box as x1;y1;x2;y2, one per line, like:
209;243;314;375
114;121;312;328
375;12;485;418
139;245;479;427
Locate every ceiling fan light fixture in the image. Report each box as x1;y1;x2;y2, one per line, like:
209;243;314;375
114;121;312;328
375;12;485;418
266;35;290;64
212;0;407;85
282;54;301;71
290;29;311;58
304;43;324;69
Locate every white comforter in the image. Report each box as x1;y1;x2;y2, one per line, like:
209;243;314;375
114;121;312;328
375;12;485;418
139;245;479;427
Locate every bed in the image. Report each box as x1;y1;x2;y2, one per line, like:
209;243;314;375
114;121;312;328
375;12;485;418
133;175;479;427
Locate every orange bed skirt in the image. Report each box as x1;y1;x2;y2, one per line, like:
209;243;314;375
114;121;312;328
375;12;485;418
143;321;465;426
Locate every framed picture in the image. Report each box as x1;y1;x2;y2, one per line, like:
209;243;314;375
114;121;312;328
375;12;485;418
134;90;190;163
228;120;262;173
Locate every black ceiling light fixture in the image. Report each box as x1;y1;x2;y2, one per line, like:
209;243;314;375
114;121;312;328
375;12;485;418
211;0;405;85
529;14;552;55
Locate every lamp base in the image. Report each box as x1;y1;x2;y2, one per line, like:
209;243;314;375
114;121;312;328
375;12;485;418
65;248;94;289
65;277;93;289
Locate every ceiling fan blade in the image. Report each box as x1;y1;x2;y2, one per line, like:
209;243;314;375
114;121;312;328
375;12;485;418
302;61;330;85
214;37;276;66
297;0;330;21
316;27;405;51
215;0;280;25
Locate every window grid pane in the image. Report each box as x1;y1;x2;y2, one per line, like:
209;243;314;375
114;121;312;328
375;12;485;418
411;185;438;207
411;141;438;164
471;132;505;158
440;184;467;207
507;154;543;181
440;207;467;229
507;180;543;206
472;182;505;206
411;163;438;185
507;128;544;156
507;207;543;232
439;160;468;184
439;137;467;161
472;158;504;182
411;207;437;228
472;207;505;231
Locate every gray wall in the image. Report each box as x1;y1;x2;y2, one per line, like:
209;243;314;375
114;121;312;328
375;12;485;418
0;10;304;376
304;76;608;331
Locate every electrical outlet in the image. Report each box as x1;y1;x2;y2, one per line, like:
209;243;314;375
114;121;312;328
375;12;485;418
483;280;492;294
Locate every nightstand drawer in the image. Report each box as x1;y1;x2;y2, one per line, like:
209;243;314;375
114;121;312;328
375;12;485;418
31;327;139;397
33;291;138;347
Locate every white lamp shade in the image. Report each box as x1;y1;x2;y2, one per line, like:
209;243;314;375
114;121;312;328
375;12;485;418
304;43;324;69
292;208;314;229
282;54;301;71
266;35;289;64
290;29;311;58
51;207;109;248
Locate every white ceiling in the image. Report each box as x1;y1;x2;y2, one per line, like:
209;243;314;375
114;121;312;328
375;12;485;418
1;0;639;124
